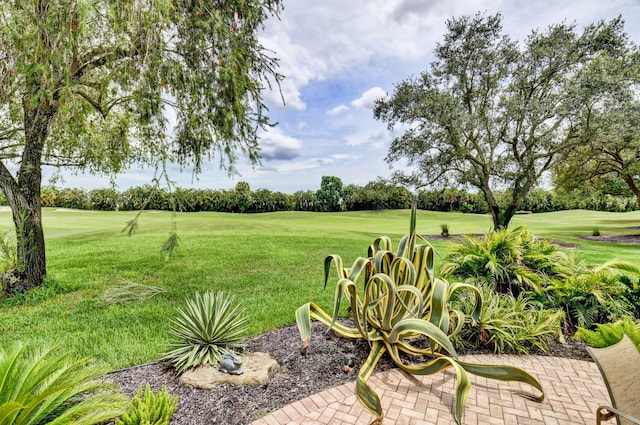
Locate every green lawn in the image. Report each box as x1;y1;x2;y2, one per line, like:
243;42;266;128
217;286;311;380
0;208;638;370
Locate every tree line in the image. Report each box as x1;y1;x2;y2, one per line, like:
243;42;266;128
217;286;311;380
13;176;636;214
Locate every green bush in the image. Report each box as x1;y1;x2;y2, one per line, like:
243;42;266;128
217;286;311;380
163;291;249;374
0;342;126;424
90;187;122;211
452;284;564;354
40;187;59;207
541;255;640;331
116;384;178;425
57;187;91;209
292;190;316;211
121;185;169;211
574;317;640;349
441;226;567;295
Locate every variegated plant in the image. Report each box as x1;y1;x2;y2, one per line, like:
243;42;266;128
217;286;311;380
296;200;544;424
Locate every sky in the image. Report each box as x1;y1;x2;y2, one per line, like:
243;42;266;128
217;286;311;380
47;0;640;194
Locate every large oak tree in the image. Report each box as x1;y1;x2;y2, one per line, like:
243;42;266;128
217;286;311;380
0;0;282;291
374;13;631;229
554;49;640;207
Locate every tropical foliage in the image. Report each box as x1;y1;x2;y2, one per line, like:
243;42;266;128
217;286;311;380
163;291;249;374
541;255;640;331
452;284;564;354
0;343;126;425
296;201;544;424
116;384;178;425
574;318;640;349
441;226;566;296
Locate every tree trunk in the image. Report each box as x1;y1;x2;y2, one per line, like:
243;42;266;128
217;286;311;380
0;97;56;292
622;174;640;209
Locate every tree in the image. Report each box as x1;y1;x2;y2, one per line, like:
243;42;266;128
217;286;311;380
315;176;343;212
554;48;640;207
0;0;283;291
374;13;630;229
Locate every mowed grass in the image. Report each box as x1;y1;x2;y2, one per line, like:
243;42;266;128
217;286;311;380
0;207;638;370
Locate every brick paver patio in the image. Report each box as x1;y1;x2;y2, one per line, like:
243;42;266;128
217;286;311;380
251;354;608;425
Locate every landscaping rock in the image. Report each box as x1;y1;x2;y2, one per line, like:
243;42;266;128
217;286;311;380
179;352;278;389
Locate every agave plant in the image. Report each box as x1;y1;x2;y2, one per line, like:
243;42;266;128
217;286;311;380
296;201;544;424
0;342;126;425
163;290;249;374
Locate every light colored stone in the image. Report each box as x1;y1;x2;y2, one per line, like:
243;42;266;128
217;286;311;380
179;352;279;389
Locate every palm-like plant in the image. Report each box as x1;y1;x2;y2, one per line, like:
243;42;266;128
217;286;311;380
296;201;544;425
543;254;640;331
163;291;249;374
441;225;566;295
0;342;126;425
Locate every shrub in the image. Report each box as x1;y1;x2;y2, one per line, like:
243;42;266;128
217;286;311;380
0;342;126;424
90;187;122;211
542;255;640;332
116;384;178;425
452;284;564;354
57;187;91;209
441;226;566;296
296;200;543;425
292;190;316;211
574;317;640;349
0;231;17;273
163;291;249;374
40;187;58;207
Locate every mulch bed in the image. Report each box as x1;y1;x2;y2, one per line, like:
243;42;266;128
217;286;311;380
108;321;590;425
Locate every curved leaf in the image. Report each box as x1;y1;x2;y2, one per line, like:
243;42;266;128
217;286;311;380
458;360;545;401
356;341;386;419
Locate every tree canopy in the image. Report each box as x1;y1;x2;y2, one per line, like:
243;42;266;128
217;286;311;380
374;12;634;229
0;0;283;291
554;49;640;206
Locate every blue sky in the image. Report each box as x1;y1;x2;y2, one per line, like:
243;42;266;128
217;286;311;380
48;0;640;193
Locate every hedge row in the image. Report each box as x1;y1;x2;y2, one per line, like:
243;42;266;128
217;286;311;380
0;183;637;214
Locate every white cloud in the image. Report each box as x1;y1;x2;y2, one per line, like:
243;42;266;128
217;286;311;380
259;128;303;161
327;105;349;115
351;87;387;110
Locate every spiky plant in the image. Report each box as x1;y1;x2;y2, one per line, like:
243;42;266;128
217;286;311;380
452;283;564;354
296;200;544;425
0;342;126;425
163;291;249;374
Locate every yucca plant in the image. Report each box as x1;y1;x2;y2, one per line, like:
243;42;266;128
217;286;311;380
296;200;544;425
116;384;178;425
163;290;249;374
0;342;127;425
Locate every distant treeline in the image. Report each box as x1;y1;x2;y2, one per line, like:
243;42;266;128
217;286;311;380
1;178;637;214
